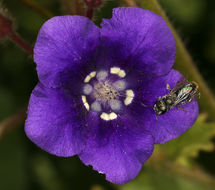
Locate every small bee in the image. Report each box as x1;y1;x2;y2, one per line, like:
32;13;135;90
153;79;199;115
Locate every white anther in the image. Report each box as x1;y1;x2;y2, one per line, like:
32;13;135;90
82;95;87;103
118;70;126;78
84;75;91;83
126;89;134;98
90;71;96;78
83;84;93;95
110;67;126;78
91;101;102;112
81;95;90;111
110;67;120;74
113;80;126;91
124;90;135;106
109;112;117;120
100;112;118;121
109;99;121;111
100;112;109;121
96;71;108;81
84;71;96;83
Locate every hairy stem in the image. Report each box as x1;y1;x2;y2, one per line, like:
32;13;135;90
0;106;27;139
60;0;86;15
9;32;33;55
86;7;94;19
21;0;53;19
122;0;215;120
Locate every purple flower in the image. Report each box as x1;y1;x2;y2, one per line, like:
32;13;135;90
25;7;198;184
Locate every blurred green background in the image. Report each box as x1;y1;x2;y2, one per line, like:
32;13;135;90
0;0;215;190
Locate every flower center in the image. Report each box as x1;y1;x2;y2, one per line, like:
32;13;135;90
81;67;135;121
93;81;119;102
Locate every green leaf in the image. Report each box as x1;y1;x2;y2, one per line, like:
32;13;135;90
119;166;215;190
158;114;215;164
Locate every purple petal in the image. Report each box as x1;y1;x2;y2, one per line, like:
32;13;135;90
34;16;100;88
79;113;154;185
100;7;176;75
25;83;87;156
141;69;199;144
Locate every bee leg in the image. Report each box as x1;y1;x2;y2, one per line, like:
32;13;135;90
196;92;201;99
155;114;158;121
141;103;149;107
178;105;187;112
166;82;171;91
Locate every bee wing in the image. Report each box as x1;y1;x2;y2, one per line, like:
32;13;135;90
170;77;187;92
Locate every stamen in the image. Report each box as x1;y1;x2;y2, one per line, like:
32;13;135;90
109;99;121;111
96;71;108;81
100;112;109;121
124;89;134;105
118;70;126;78
84;71;96;83
113;80;126;91
109;112;117;120
91;101;102;112
110;67;120;75
83;84;93;95
90;71;96;78
100;112;117;121
110;67;126;78
81;95;90;111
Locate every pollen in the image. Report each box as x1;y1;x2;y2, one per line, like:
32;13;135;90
113;80;126;91
91;101;102;112
96;71;108;81
83;84;93;95
93;81;119;103
109;99;121;111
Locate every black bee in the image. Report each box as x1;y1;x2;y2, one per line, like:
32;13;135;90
153;79;199;115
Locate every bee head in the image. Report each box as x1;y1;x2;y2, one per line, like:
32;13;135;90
153;99;167;115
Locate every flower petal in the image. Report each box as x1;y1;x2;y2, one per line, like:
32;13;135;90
141;69;199;144
100;7;176;75
25;83;87;156
79;113;154;185
34;16;100;87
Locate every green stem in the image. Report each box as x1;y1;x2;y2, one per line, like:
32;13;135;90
122;0;215;120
